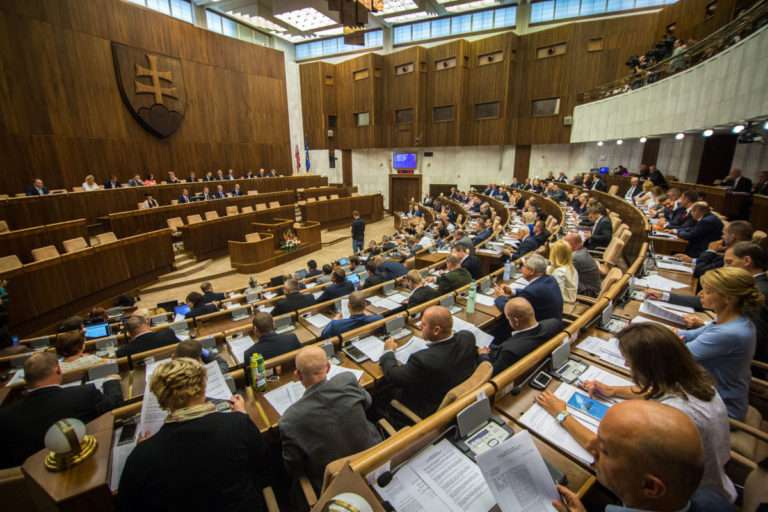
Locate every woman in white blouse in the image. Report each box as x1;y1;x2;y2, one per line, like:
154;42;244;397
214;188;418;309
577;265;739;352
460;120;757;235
82;174;100;191
547;240;578;303
55;330;108;373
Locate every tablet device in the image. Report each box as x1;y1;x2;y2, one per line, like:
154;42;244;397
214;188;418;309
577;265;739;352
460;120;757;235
568;392;610;422
84;322;110;340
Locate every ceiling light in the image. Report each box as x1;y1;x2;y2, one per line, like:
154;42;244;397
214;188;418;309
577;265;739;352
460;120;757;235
639;137;647;143
675;133;685;140
597;141;604;146
384;11;437;23
445;0;499;13
275;8;336;31
732;124;746;134
229;13;287;32
702;129;714;137
616;139;623;145
371;0;419;16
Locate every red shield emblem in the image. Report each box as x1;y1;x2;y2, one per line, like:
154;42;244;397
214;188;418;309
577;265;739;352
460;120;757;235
112;43;186;138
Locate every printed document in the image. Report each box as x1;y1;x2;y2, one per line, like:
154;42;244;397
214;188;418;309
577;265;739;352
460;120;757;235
327;363;364;382
264;381;305;415
229;335;255;364
305;313;332;329
452;316;494;348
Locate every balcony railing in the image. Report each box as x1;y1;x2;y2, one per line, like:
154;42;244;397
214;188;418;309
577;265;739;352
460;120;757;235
577;0;768;104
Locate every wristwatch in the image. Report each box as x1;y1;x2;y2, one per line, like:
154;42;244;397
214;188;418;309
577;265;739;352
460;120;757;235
555;411;571;425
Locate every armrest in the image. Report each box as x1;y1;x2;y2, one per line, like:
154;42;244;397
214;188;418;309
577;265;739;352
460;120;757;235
378;418;398;437
750;376;768;390
299;476;318;508
390;399;423;425
730;419;768;444
262;486;279;512
575;295;598;305
729;450;758;470
753;360;768;371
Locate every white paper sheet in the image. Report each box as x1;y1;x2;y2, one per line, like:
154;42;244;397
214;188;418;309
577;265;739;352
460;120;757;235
351;336;386;362
312;291;323;300
578;364;633;388
327;364;364;382
632;274;688;292
264;381;305;415
138;387;167;438
305;313;332;329
260;305;275;314
373;465;448;512
578;336;628;369
387;292;410;304
228;336;255;364
475;293;496;307
368;296;403;311
452;316;494;348
5;369;25;387
655;261;694;274
639;300;688;326
204;361;233;401
477;430;559;512
110;431;136;491
394;336;429;364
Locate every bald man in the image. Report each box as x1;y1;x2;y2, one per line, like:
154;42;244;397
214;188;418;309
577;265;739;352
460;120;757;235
279;346;381;491
563;231;601;297
553;400;734;512
480;298;562;376
381;306;479;419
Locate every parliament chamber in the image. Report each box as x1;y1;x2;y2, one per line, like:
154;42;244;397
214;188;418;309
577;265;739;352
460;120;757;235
1;0;768;511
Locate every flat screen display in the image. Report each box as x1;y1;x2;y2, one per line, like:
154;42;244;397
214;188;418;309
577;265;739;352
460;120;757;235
84;323;110;340
174;304;191;317
393;152;417;170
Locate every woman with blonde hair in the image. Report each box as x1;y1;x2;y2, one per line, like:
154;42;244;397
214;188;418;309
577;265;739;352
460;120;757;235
119;358;271;511
680;266;761;419
634;179;655;206
547;240;578;303
81;174;99;191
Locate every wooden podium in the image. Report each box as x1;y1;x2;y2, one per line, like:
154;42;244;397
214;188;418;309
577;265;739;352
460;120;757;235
388;174;422;213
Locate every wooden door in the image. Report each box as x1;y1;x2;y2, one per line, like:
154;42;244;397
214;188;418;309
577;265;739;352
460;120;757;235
388;174;422;212
342;149;352;186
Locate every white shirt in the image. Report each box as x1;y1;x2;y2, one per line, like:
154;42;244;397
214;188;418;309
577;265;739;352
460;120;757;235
624;186;636;200
82;182;100;191
549;264;579;303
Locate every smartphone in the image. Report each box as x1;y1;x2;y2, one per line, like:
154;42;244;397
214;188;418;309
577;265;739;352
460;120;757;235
567;392;610;422
118;423;137;445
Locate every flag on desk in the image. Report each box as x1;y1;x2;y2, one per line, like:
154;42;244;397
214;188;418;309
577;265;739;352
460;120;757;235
304;142;311;173
294;144;301;173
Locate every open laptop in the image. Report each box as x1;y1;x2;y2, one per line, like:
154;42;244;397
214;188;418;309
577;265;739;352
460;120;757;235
157;300;179;312
84;322;111;340
382;282;396;296
295;268;308;279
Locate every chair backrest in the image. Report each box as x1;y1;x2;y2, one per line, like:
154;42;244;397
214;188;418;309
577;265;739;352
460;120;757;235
247;190;259;196
330;194;339;200
72;186;84;192
437;361;493;410
307;197;316;203
607;184;619;196
0;467;37;512
245;232;261;242
95;232;118;245
226;206;239;216
743;463;768;512
618;228;632;245
167;217;184;231
137;202;147;210
599;267;623;296
613;223;627;238
0;255;22;273
204;210;219;221
241;206;254;213
256;203;267;212
186;214;203;225
269;201;280;208
62;237;89;253
603;239;625;267
170;199;178;205
609;215;621;234
318;196;327;201
0;220;8;233
31;245;60;262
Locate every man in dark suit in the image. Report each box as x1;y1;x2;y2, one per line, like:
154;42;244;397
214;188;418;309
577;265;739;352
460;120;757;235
230;184;244;196
434;255;472;294
472;218;494;245
480;298;563;376
316;269;355;303
200;186;213;201
185;292;219;319
200;282;226;303
362;260;386;289
666;190;699;229
243;312;301;385
178;188;192;204
677;220;753;277
306;260;321;278
494;254;563;323
117;315;180;358
280;346;381;491
507;225;540;261
375;258;408;281
401;270;439;309
556;172;568;183
0;352;124;469
351;210;365;253
381;305;479;419
453;244;481;279
590;175;608;192
320;292;383;339
104;175;121;189
271;279;316;316
25;178;49;196
721;168;753;193
623;177;643;201
647;164;668;188
212;184;226;199
674;202;724;258
584;205;613;250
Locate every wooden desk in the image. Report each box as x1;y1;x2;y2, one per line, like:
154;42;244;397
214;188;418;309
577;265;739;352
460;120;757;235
0;219;89;262
300;194;384;230
650;236;688;256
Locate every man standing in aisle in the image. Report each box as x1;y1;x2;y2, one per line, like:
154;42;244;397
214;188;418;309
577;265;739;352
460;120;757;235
351;210;365;253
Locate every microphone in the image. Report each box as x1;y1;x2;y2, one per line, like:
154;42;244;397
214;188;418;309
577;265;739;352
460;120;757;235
510;357;551;396
375;425;456;488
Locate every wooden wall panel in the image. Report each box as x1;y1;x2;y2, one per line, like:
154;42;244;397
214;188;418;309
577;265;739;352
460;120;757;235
426;40;470;147
383;47;428;148
300;62;328;150
0;0;291;195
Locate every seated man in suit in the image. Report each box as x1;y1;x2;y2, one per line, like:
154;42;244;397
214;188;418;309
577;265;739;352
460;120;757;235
452;243;482;279
104;175;121;189
494;254;563;323
721;168;753;193
187;171;198;182
117;315;180;358
374;257;408;281
452;230;475;255
432;255;472;294
563;231;602;297
127;174;144;187
398;270;439;310
584;204;612;250
648;164;668;188
471;218;494;245
316;263;334;284
200;186;213;200
243;312;301;385
506;225;540;261
166;171;181;183
480;298;563;376
532;219;550;246
320;292;383;339
141;193;159;209
231;183;244;196
623;176;643;201
226;169;237;180
271;279;316;316
590;174;608;192
212;184;227;199
185;291;219;318
676;220;753;277
25;178;49;196
673;202;724;258
280;346;382;490
178;188;192;204
362;260;385;289
316;269;355;303
0;352;123;469
665;189;699;229
381;305;479;419
200;281;226;303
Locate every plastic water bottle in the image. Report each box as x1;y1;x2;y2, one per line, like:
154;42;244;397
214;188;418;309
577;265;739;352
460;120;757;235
466;281;476;315
503;261;512;281
250;353;267;392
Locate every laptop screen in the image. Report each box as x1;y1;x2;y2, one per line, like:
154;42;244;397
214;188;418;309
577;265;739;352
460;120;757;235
174;304;191;317
338;257;350;266
84;323;110;340
347;274;360;286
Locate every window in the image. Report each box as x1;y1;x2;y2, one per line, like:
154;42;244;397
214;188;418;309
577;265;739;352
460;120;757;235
494;6;517;28
396;109;414;125
555;0;581;19
433;105;454;122
412;21;431;40
147;0;170;15
475;102;500;120
206;10;222;32
587;37;604;52
432;17;451;38
472;10;494;31
531;0;677;23
393;25;412;44
354;112;370;127
390;7;517;46
296;29;384;60
532;98;560;117
170;0;193;22
451;14;472;34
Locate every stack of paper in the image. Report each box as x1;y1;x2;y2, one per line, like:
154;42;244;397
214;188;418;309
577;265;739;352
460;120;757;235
305;313;332;329
368;296;402;311
632;274;688;292
327;364;364;382
228;336;255;364
5;369;25;387
475;293;496;307
264;381;305;415
656;260;694;274
452;316;494;348
393;336;429;364
351;336;386;362
387;292;410;304
578;336;628;369
639;300;688;325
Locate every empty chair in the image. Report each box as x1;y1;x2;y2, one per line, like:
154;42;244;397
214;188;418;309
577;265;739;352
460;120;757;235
598;239;626;276
307;197;316;203
329;194;339;200
241;206;254;213
226;206;239;216
62;237;89;253
269;201;280;208
0;255;23;273
245;232;261;242
31;245;60;262
247;190;259;196
167;217;185;232
256;203;267;212
204;210;219;220
95;232;118;245
186;214;203;225
318;196;327;201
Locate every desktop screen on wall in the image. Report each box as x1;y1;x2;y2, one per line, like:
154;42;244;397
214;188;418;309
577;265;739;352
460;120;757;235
393;152;417;170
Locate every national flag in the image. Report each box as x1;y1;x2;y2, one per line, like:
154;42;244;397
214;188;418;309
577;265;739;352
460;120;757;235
294;145;301;173
305;143;311;173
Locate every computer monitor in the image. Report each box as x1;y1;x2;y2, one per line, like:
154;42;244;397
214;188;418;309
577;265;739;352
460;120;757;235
269;275;285;287
157;300;179;312
393;152;417;170
174;304;191;317
347;273;360;286
84;322;110;340
295;269;308;279
337;257;350;267
599;166;609;175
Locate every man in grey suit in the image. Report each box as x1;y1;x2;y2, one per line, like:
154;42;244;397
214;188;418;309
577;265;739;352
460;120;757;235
564;231;602;297
279;346;381;491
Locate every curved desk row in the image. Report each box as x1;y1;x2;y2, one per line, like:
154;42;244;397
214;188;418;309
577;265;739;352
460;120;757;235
0;218;88;263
